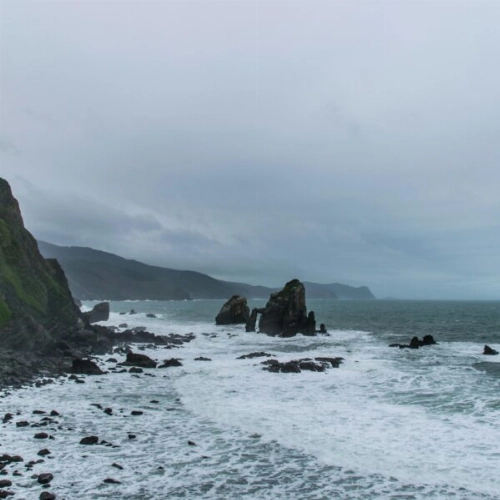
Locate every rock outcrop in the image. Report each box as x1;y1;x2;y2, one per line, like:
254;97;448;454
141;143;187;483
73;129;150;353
0;178;82;350
389;335;437;349
83;302;110;324
483;345;499;355
258;279;316;337
215;295;250;325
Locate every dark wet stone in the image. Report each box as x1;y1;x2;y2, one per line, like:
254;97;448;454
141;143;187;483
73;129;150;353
37;449;51;457
39;492;56;500
0;481;12;488
128;367;143;373
122;352;156;369
80;436;99;445
0;490;15;498
16;420;29;427
2;414;13;424
34;432;49;439
104;408;113;415
150;400;159;404
106;358;118;363
0;455;23;464
237;352;273;359
33;410;46;415
50;410;60;417
146;313;157;318
131;410;143;416
484;345;499;355
187;440;196;446
315;356;343;368
111;463;123;470
194;357;212;361
37;473;53;484
70;358;104;375
103;478;121;484
128;434;136;439
158;358;182;368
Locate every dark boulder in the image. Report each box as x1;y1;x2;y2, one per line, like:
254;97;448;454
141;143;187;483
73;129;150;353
483;345;499;355
70;358;104;375
215;295;250;325
122;352;156;368
422;335;437;345
37;473;53;485
83;302;110;324
258;279;316;337
80;436;99;445
40;493;56;500
158;358;182;368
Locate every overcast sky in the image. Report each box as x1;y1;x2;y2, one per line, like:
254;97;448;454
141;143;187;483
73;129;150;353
1;0;500;299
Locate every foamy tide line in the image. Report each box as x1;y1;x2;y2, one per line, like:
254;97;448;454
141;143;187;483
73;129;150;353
1;310;499;498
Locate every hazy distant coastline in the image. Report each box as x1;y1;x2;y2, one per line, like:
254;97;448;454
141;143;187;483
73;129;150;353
38;241;376;302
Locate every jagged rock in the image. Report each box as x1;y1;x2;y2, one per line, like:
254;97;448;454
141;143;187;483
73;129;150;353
245;308;261;332
390;335;438;349
484;345;499;355
258;279;316;337
122;352;156;368
84;302;110;324
215;295;250;325
70;358;104;375
314;356;343;368
262;357;342;373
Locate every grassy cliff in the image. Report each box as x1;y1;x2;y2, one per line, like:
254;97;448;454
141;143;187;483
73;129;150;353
0;178;80;347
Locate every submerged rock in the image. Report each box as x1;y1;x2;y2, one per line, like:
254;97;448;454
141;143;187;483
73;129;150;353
158;358;182;368
215;295;250;325
237;352;274;359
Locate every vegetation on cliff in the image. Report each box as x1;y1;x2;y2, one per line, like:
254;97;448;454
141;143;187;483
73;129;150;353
0;178;81;348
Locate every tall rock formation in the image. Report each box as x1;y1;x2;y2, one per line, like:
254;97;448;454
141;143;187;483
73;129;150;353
0;178;81;350
258;279;316;337
215;295;250;325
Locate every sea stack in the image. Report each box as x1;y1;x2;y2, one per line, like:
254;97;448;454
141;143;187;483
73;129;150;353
258;279;316;337
215;295;250;325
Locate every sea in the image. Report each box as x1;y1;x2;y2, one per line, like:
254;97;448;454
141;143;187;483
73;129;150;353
1;299;499;499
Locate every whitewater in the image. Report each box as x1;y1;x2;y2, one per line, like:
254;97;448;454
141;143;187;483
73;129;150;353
1;299;499;499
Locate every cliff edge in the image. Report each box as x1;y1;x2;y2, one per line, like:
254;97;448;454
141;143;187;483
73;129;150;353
0;178;81;350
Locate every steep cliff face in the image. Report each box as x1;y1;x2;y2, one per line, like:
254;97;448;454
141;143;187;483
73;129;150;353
0;178;81;349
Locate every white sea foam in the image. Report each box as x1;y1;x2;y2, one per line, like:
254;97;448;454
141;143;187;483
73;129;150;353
1;305;499;499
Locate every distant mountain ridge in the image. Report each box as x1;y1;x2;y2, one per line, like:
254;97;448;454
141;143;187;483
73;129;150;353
37;241;376;301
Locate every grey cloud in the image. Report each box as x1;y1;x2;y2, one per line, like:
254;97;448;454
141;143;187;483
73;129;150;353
2;1;500;298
